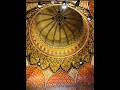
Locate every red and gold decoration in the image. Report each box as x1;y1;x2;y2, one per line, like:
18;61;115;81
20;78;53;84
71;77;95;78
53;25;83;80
26;3;94;72
47;70;74;86
76;63;94;85
26;0;94;90
26;66;45;89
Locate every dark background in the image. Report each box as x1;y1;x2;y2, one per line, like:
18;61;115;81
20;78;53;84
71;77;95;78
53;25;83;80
1;0;26;90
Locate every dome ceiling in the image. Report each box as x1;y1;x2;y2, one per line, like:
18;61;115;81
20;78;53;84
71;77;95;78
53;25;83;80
26;3;94;72
35;5;83;48
29;4;89;58
26;1;94;90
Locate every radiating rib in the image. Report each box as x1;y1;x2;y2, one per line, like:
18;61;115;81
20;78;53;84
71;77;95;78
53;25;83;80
62;9;70;15
62;21;75;40
38;13;54;16
58;5;61;12
45;21;57;42
61;23;69;45
64;20;81;33
63;12;79;16
65;17;82;22
52;6;57;15
52;22;58;45
36;18;53;25
46;8;56;15
59;24;61;46
39;20;55;34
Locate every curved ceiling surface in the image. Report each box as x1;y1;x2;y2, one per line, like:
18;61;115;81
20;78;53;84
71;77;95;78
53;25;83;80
34;5;84;48
29;4;89;58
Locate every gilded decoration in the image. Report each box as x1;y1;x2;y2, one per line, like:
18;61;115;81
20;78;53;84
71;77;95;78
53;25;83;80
26;3;94;72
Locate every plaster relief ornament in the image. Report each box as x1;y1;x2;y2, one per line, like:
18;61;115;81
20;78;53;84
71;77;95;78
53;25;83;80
26;4;94;72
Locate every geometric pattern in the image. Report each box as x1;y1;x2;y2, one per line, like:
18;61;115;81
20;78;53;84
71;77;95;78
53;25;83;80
26;66;45;89
76;63;94;85
26;1;94;90
47;70;74;87
26;4;94;72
